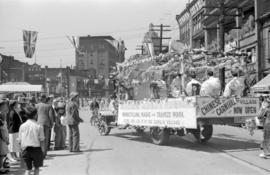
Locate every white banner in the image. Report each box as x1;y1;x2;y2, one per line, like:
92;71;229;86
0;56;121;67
118;98;197;128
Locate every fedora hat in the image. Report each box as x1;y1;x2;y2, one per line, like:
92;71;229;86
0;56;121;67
0;93;8;104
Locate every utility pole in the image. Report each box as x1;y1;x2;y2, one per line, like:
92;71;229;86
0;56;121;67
151;24;171;54
136;45;144;55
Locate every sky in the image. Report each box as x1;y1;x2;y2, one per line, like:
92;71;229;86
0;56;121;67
0;0;189;68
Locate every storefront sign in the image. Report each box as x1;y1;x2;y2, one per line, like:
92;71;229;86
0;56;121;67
118;98;197;129
197;97;259;118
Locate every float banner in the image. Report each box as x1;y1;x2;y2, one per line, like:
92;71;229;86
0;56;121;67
23;30;38;58
118;98;197;129
197;97;260;118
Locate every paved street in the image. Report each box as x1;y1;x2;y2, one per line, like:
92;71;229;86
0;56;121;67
8;108;270;175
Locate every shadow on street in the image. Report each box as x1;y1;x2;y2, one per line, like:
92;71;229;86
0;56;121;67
110;130;260;154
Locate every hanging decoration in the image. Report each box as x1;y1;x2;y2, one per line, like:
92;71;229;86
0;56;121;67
23;30;38;58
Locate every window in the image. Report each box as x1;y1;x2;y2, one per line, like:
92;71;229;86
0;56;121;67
99;44;105;49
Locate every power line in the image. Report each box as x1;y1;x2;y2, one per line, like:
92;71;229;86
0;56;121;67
0;27;149;43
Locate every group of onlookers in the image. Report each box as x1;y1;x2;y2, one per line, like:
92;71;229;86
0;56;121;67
0;92;83;175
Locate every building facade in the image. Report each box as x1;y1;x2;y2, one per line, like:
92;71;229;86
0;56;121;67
176;0;206;49
176;0;264;82
75;35;125;97
256;0;270;77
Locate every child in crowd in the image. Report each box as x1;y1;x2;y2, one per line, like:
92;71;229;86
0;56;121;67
18;106;45;175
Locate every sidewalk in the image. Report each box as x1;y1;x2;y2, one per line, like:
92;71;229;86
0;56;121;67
8;108;92;175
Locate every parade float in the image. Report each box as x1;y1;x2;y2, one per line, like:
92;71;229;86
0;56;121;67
97;49;260;145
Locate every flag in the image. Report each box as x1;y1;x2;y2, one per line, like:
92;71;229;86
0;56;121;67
66;36;85;55
143;42;155;57
23;30;38;58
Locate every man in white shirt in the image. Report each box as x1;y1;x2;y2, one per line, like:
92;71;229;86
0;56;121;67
223;67;244;97
18;106;45;175
200;70;221;96
185;72;201;96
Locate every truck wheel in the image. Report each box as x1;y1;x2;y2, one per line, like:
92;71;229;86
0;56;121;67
98;121;111;136
150;127;170;145
192;125;213;143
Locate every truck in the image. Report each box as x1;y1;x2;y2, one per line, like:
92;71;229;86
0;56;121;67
99;52;260;145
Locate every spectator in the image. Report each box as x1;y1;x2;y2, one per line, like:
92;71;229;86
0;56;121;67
36;95;55;157
29;96;37;107
89;98;99;124
54;101;66;150
66;92;83;152
258;98;270;159
17;97;30;123
7;100;23;162
18;106;45;175
0;94;9;174
90;98;99;111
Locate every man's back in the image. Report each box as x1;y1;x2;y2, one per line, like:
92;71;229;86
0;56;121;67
200;77;221;96
223;77;244;97
36;102;54;127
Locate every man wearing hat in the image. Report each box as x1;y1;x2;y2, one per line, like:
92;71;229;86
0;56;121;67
66;92;83;152
223;65;244;97
35;95;55;157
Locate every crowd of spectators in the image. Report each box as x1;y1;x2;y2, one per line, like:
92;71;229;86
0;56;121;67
0;92;83;175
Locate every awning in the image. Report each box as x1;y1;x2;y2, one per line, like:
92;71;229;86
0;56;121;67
0;82;44;92
251;74;270;92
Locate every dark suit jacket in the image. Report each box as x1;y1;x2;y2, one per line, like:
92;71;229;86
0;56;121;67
36;102;55;128
66;101;82;125
7;109;22;133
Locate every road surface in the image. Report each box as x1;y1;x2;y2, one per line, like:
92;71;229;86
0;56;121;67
9;108;270;175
